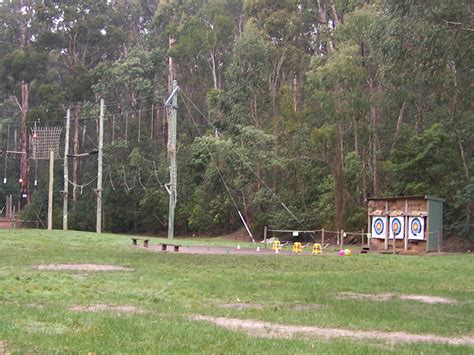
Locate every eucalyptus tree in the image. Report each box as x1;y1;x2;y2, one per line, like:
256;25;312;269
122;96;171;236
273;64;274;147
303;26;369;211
36;0;119;205
0;0;49;208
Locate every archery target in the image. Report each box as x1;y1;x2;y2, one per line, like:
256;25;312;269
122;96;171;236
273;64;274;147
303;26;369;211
371;216;387;239
409;217;425;240
389;217;405;239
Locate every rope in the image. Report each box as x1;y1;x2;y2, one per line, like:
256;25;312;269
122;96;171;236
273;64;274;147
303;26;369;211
65;175;98;189
121;165;135;192
181;95;256;243
153;161;165;188
138;166;146;190
107;165;116;190
180;91;315;241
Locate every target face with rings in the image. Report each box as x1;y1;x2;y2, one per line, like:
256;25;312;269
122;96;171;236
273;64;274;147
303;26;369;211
371;216;387;239
390;217;404;239
409;217;425;240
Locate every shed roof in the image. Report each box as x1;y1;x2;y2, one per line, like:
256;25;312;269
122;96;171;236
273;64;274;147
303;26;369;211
366;195;445;203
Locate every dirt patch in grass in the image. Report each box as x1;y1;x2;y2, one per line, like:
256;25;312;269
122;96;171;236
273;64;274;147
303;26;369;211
33;264;133;272
337;292;393;301
219;303;326;311
292;303;327;311
399;295;457;304
70;304;145;314
219;303;264;310
0;340;9;354
337;292;457;305
192;315;474;346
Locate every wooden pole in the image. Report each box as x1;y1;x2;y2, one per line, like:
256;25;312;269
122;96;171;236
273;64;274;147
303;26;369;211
392;228;396;254
47;150;54;231
321;228;325;246
167;80;178;240
340;229;344;250
96;99;104;234
384;201;389;250
63;109;70;231
404;199;408;252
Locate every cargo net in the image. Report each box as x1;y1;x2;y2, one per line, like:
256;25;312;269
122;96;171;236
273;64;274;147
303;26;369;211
30;126;63;160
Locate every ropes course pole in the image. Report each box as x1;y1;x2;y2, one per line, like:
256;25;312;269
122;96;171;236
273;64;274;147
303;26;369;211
166;80;179;240
63;109;70;231
47;150;54;231
96;99;104;234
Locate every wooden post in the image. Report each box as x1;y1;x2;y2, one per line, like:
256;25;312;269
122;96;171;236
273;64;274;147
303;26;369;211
321;228;325;246
340;229;344;250
404;199;408;252
263;225;268;248
48;150;54;231
384;201;389;250
361;228;365;246
392;229;396;254
96;99;104;234
63;109;70;231
336;230;339;246
167;80;178;240
367;213;371;247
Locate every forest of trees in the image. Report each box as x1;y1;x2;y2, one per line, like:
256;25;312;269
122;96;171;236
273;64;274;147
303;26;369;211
0;0;472;239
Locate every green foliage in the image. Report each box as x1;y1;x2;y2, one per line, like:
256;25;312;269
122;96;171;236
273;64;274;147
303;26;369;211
0;0;471;238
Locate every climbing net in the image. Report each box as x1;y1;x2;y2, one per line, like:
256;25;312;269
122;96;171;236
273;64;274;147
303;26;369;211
30;126;63;160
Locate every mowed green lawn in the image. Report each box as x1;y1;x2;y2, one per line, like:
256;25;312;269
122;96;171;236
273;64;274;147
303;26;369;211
0;230;473;353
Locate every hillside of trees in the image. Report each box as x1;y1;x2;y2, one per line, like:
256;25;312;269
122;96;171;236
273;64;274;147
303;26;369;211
0;0;472;239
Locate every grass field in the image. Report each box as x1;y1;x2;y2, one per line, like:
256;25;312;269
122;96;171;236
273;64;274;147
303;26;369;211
0;229;473;353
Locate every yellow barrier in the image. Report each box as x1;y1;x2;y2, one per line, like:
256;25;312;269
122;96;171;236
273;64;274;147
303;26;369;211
272;240;281;252
293;242;302;254
312;243;322;255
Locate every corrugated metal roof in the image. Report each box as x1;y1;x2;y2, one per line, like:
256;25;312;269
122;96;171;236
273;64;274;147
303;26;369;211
367;195;445;202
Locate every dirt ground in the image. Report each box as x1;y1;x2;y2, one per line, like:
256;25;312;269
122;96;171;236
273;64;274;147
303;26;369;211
192;315;474;346
33;264;133;272
337;292;457;305
70;304;145;314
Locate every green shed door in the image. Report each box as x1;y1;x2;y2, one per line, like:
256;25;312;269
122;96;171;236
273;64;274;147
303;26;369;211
427;200;443;252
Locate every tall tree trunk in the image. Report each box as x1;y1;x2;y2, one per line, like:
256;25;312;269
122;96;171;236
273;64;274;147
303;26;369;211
317;0;331;54
292;74;299;113
362;147;368;202
353;119;359;155
390;101;406;153
369;78;378;196
209;49;218;89
333;123;345;231
19;81;30;208
269;52;286;117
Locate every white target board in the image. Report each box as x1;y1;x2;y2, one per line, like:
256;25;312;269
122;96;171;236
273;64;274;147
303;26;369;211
389;217;405;240
408;217;425;240
371;216;387;239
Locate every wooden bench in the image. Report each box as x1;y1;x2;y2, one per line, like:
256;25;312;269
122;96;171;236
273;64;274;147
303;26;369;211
131;237;150;248
159;243;182;252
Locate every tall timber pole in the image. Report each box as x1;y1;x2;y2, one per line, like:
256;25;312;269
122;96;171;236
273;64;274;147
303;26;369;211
63;108;70;231
47;150;54;231
96;99;104;234
165;80;179;240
